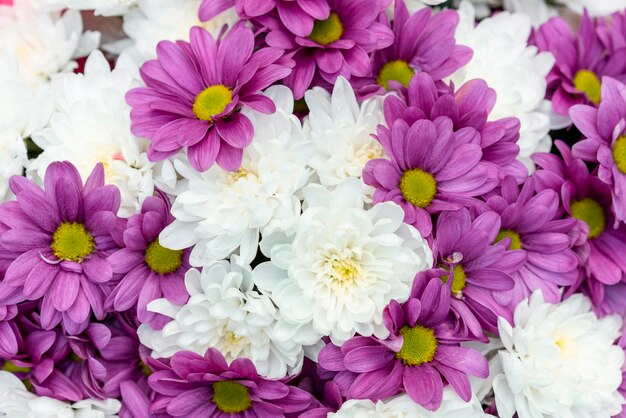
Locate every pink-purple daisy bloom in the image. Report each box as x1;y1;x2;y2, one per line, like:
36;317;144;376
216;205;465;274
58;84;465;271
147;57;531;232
571;76;626;224
262;0;394;99
356;1;472;95
126;23;294;172
148;348;315;417
535;11;626;116
485;176;579;317
534;141;626;316
199;0;330;37
362;116;499;238
430;209;524;338
105;192;190;330
0;162;121;335
318;276;489;411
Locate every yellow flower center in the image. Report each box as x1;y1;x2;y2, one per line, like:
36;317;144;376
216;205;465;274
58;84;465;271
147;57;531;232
440;264;467;295
309;12;343;45
494;229;522;251
51;222;95;262
396;325;438;367
399;169;437;208
573;70;601;105
377;60;415;90
330;257;362;285
612;135;626;174
212;381;252;414
144;240;183;275
192;84;233;122
570;198;605;239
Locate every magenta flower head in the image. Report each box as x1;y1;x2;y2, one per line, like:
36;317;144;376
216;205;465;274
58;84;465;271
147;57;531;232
0;162;121;335
363;117;499;238
126;23;294;172
431;209;524;338
358;0;472;95
148;348;314;417
484;176;579;316
571;77;626;224
382;72;527;182
106;191;190;329
534;141;626;315
318;277;489;411
534;11;626;116
199;0;330;37
262;0;394;99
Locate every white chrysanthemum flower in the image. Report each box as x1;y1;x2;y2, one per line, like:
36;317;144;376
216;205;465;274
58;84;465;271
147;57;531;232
0;371;120;417
555;0;626;17
304;76;386;189
0;0;99;88
502;0;557;27
253;178;433;346
138;257;305;379
29;50;155;216
160;86;314;265
116;0;237;61
450;1;555;172
492;291;625;418
33;0;137;16
0;131;27;202
330;390;494;418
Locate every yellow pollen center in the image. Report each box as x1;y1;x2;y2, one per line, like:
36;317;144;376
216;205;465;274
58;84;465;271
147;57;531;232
51;222;95;262
612;135;626;174
573;70;602;105
377;60;415;90
570;198;605;239
212;381;252;414
440;264;467;295
396;325;438;366
309;12;343;45
144;240;183;275
329;258;361;285
494;229;522;251
399;169;437;208
192;84;233;122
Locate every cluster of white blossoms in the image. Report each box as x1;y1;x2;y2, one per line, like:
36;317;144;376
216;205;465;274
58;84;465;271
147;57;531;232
0;372;120;418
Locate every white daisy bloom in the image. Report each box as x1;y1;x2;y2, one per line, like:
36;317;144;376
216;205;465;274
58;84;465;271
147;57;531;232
160;85;314;265
32;0;138;16
29;50;156;217
330;389;494;418
0;371;120;417
0;0;99;88
253;178;433;346
304;76;386;190
116;0;237;62
492;291;625;418
450;1;555;172
138;257;305;379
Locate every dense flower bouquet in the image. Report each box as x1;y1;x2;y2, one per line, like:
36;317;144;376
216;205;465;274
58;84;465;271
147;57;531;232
2;0;626;417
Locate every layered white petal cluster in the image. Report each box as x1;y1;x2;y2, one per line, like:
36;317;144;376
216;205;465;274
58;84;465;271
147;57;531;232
253;179;433;346
0;371;120;418
161;86;314;265
493;291;625;418
33;0;138;16
138;257;305;379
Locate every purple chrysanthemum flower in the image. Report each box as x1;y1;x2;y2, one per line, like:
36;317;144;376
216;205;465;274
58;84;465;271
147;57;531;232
534;141;626;315
485;176;579;316
571;77;626;224
199;0;330;37
262;0;394;99
0;162;121;335
148;348;314;417
318;276;488;411
126;23;294;172
535;11;626;116
362;117;499;238
106;192;190;329
430;209;524;338
357;1;472;95
382;72;527;182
